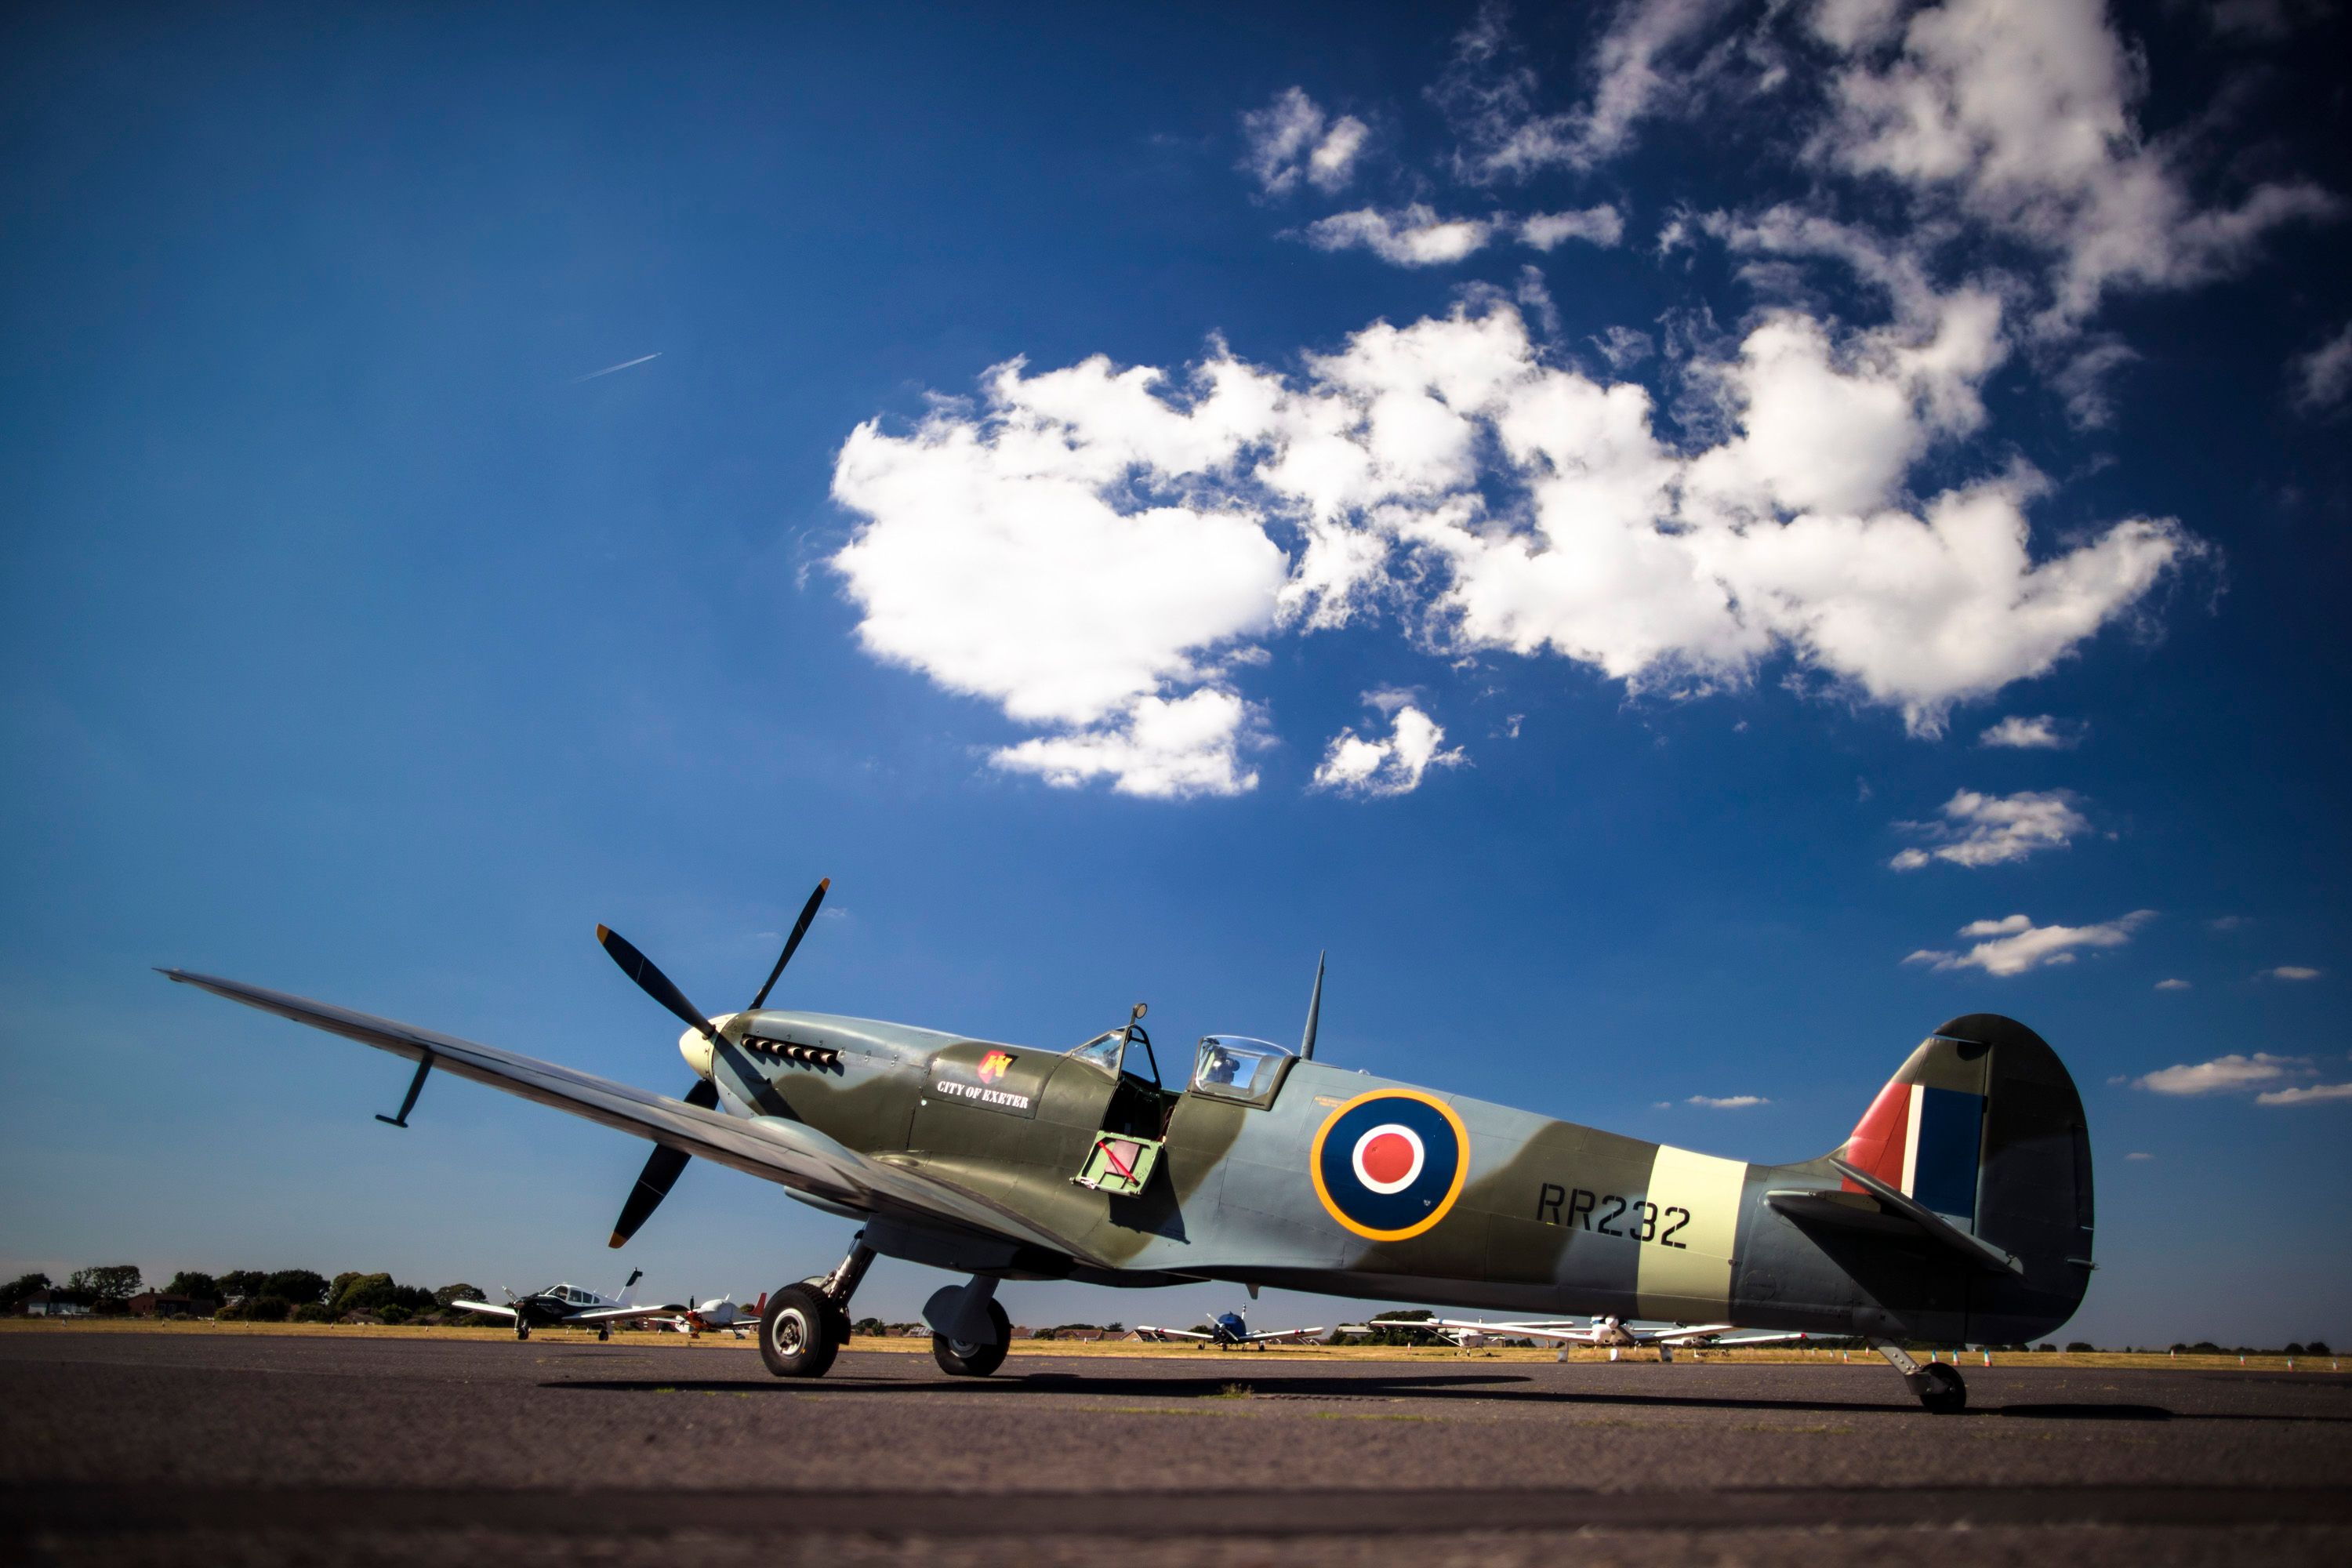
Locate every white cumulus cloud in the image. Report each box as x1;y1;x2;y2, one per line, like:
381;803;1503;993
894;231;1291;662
1906;909;2153;976
1889;788;2088;869
1242;87;1370;195
1312;699;1465;798
1686;1094;1769;1109
831;298;2198;794
2262;966;2322;982
1979;713;2079;750
989;689;1261;800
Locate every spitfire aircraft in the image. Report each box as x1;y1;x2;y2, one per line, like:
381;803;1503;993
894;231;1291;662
449;1270;678;1341
165;877;2092;1413
1136;1307;1327;1348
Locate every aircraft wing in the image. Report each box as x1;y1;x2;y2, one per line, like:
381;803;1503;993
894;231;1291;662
1659;1329;1810;1347
1637;1323;1737;1344
1243;1327;1326;1341
569;1302;688;1325
1135;1327;1213;1341
163;969;1093;1264
1431;1319;1601;1344
448;1299;518;1321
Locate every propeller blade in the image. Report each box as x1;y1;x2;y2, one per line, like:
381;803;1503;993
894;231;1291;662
749;878;830;1010
608;1080;720;1248
597;925;718;1040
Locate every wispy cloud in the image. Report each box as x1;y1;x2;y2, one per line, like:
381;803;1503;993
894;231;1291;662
1889;789;2088;870
2260;966;2322;982
2155;978;2190;991
1686;1094;1768;1109
2134;1052;2308;1096
1301;205;1494;266
2124;1151;2154;1160
2290;320;2352;414
573;351;662;383
1978;714;2081;750
1907;909;2153;976
2256;1083;2352;1107
1241;87;1369;196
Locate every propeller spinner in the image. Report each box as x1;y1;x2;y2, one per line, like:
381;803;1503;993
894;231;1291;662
597;877;829;1248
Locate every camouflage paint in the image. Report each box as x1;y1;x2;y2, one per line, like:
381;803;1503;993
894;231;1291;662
702;1007;2091;1344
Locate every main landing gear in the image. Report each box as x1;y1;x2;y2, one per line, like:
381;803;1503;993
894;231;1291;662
514;1321;530;1341
759;1232;877;1379
1872;1339;1966;1414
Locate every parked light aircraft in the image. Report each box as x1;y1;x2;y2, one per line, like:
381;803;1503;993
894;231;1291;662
656;1294;760;1338
450;1270;678;1341
165;879;2093;1413
1136;1307;1325;1348
1426;1315;1809;1358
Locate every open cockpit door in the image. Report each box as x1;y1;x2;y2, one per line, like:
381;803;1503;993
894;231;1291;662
1049;1006;1180;1196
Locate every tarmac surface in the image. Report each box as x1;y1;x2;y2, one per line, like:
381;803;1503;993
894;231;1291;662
4;1331;2348;1566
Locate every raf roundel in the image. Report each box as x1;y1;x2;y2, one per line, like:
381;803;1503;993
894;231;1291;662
1310;1089;1469;1242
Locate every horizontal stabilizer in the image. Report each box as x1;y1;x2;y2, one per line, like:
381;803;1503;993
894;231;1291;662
1769;1161;2023;1275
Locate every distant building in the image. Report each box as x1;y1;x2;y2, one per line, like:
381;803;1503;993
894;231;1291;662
126;1291;216;1319
21;1290;91;1318
1062;1328;1105;1342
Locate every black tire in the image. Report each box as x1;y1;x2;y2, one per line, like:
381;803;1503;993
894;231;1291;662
597;1326;610;1342
1916;1363;1967;1414
515;1323;530;1341
760;1285;839;1378
931;1298;1011;1377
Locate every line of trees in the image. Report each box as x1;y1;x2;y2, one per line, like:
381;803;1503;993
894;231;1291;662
3;1266;485;1325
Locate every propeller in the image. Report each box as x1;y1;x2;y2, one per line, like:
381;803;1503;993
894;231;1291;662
598;879;831;1249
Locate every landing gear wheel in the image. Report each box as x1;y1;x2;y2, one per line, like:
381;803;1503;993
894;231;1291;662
597;1326;610;1342
515;1323;530;1341
1915;1362;1967;1414
931;1298;1011;1378
760;1285;840;1378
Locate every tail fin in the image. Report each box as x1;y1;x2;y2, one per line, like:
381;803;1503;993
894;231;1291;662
616;1266;643;1306
1841;1014;2094;1342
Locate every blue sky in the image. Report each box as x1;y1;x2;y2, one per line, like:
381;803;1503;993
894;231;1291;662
3;1;2347;1346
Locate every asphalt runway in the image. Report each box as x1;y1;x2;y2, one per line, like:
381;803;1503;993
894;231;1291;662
4;1333;2348;1566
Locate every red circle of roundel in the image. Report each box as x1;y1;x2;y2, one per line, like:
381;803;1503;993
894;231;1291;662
1359;1132;1415;1185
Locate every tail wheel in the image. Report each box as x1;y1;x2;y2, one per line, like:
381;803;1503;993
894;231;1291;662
760;1285;839;1379
1917;1363;1967;1414
931;1298;1011;1378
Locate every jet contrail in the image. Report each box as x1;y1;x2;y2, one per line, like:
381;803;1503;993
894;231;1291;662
572;351;662;383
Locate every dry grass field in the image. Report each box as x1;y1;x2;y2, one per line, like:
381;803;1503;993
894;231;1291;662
2;1316;2334;1373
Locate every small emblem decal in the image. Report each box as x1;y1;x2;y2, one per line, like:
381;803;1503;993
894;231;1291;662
1310;1089;1469;1243
976;1050;1014;1083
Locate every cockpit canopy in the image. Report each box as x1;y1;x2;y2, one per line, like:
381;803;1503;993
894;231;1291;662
1190;1035;1294;1105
